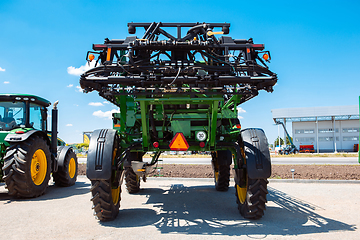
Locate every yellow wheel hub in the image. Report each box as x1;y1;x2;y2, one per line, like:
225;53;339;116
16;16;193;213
214;171;219;182
111;145;120;204
237;185;247;204
31;149;47;185
111;186;120;204
68;158;76;178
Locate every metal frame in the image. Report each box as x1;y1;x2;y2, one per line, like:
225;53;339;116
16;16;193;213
80;22;277;168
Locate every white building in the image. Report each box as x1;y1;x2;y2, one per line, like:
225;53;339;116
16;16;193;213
272;105;359;153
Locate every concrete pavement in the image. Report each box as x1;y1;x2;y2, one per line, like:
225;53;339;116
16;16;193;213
0;176;359;239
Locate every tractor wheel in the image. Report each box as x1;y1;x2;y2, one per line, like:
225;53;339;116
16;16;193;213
235;177;268;219
125;152;142;194
212;150;231;191
53;149;78;187
125;168;140;194
2;135;51;198
90;138;122;221
90;179;122;221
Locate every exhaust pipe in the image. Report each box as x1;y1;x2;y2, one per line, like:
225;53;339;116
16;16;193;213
51;100;59;154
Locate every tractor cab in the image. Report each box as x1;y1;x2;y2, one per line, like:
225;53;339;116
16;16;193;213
0;94;50;132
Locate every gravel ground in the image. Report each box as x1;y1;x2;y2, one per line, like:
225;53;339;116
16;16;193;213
78;164;360;180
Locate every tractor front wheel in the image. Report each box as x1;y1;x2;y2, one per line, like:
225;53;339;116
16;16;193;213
53;148;78;187
2;135;51;197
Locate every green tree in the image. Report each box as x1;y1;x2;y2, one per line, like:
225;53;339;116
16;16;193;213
274;137;284;147
75;143;89;150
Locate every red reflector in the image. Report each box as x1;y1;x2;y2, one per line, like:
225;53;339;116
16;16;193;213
15;131;25;134
169;133;189;151
199;142;205;148
93;44;107;48
252;44;264;48
236;124;241;129
153;142;159;148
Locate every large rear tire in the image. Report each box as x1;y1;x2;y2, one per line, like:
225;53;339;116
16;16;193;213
2;135;51;198
211;150;231;191
53;148;78;187
235;128;270;219
235;177;268;219
90;179;122;221
89;137;122;221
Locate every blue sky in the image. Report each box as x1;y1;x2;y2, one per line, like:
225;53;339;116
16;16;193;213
1;0;359;144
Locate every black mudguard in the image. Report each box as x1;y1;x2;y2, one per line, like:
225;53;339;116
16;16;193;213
56;146;76;170
86;129;117;180
241;128;271;179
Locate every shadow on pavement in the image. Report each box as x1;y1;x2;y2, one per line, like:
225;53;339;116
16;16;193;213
101;183;356;237
0;180;90;203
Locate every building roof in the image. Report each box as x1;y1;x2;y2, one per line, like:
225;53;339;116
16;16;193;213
272;105;359;122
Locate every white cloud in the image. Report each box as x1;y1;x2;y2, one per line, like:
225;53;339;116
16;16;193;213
0;67;5;72
89;102;104;107
66;124;73;127
103;101;110;104
4;81;10;84
67;61;96;76
76;86;83;92
93;109;118;119
237;106;246;113
67;84;73;88
237;106;246;119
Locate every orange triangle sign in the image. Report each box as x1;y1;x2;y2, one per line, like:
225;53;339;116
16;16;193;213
169;133;189;151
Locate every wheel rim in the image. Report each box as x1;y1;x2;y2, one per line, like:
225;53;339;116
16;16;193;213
31;149;47;185
111;186;121;204
68;158;76;179
214;171;219;182
236;184;247;204
111;145;120;204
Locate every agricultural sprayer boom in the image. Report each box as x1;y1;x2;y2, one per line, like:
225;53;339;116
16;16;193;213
80;22;277;221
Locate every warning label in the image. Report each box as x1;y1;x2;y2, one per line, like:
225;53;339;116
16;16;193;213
169;133;189;151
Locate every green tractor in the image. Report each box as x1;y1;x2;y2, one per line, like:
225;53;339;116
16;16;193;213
0;94;78;197
80;22;277;221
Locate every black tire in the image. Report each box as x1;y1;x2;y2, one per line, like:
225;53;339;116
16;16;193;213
2;135;51;198
212;150;231;191
89;136;122;221
53;149;78;187
125;168;140;194
235;178;268;219
90;179;122;221
124;152;142;194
